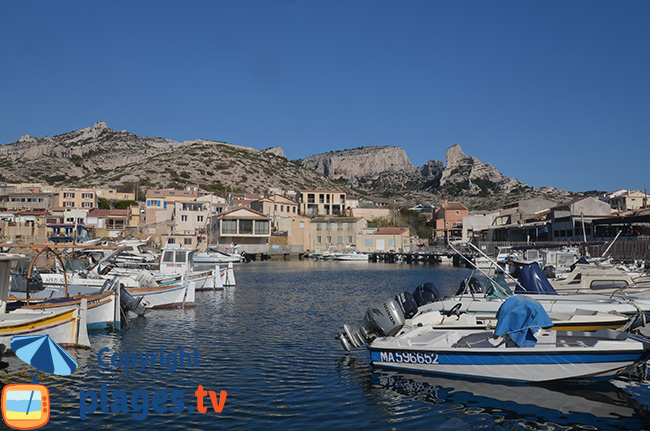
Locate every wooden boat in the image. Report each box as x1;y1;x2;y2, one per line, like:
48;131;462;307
366;296;650;383
0;253;90;349
18;291;121;331
127;280;193;309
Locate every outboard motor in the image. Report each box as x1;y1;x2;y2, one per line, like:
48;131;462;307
100;278;148;316
338;298;406;351
119;284;148;316
394;291;418;319
456;277;484;296
412;282;440;306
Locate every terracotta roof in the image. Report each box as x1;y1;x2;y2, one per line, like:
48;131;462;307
443;202;467;210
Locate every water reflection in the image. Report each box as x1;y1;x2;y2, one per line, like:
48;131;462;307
338;353;650;430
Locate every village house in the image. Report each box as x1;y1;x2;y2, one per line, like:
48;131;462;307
487;197;557;242
209;207;271;253
297;190;347;217
86;208;130;239
167;200;212;249
52;188;98;210
357;227;411;253
308;216;366;251
434;201;469;239
145;188;199;226
250;194;299;229
605;189;650;213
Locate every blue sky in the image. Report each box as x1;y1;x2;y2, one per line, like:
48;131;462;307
1;1;648;192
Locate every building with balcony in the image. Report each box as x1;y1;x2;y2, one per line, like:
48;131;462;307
297;190;346;217
210;207;271;249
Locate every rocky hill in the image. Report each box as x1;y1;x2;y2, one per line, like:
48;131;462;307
0;122;343;195
0;122;575;210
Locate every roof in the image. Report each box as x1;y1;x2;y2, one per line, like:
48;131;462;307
443;201;468;210
88;209;130;218
310;216;363;223
297;189;345;194
374;227;409;235
215;207;270;220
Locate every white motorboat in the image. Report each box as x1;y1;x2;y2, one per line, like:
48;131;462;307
343;294;650;383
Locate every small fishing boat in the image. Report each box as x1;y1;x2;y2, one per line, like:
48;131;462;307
0;253;91;349
365;296;650;383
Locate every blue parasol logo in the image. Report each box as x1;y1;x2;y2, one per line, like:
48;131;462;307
1;335;78;429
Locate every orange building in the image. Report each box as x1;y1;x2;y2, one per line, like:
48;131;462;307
434;200;468;239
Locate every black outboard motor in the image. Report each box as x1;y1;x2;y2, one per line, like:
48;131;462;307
100;278;148;316
542;265;556;279
412;282;441;306
394;291;418;319
456;277;484;296
338;298;407;351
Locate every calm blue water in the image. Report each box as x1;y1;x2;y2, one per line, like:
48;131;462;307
3;260;650;430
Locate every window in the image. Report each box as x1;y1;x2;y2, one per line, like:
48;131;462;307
365;239;373;246
317;236;322;244
337;236;343;244
316;223;321;231
197;215;204;222
82;193;93;199
162;251;174;263
181;215;188;222
388;239;395;247
82;202;93;208
222;220;237;234
175;251;186;262
299;222;304;228
326;236;331;244
64;192;75;198
326;223;332;230
337;223;343;230
319;194;324;204
64;202;74;207
239;220;253;234
348;223;354;230
456;210;460;215
348;236;352;243
184;238;193;245
255;220;270;235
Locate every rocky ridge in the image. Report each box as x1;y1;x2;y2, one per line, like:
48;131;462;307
0;122;574;210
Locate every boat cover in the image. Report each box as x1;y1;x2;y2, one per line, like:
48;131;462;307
514;264;558;295
485;276;512;299
494;296;553;347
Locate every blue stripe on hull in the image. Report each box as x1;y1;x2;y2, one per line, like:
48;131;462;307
369;349;649;366
87;321;114;330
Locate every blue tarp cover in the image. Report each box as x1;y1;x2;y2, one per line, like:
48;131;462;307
494;296;553;346
515;264;558;295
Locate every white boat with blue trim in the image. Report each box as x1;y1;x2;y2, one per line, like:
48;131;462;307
365;296;650;383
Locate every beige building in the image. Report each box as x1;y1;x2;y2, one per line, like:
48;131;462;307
210;207;271;250
168;200;212;248
607;190;649;212
52;188;98;210
250;194;298;222
275;214;311;252
145;188;199;226
87;209;130;239
297;190;347;217
358;227;411;253
308;216;366;251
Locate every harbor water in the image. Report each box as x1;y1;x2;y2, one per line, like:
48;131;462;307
4;260;650;430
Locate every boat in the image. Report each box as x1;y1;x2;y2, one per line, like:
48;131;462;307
192;248;242;264
332;250;369;262
127;279;193;309
363;296;650;382
0;253;91;350
113;239;158;267
551;263;650;294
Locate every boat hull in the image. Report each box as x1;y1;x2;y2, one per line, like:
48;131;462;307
368;329;650;383
128;283;194;309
